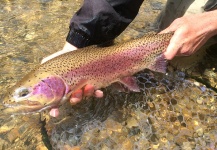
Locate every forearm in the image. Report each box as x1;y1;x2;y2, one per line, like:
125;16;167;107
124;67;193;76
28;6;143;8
203;9;217;37
66;0;144;48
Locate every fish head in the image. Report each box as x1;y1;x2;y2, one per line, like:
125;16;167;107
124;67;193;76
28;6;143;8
2;70;68;114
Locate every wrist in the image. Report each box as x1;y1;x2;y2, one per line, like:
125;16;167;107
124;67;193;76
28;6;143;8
62;42;77;52
204;10;217;37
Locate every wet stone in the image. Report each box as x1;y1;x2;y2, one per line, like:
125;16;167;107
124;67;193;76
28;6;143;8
160;137;168;143
181;122;187;127
105;118;123;133
182;142;193;150
170;116;177;122
126;117;139;128
128;127;141;137
196;97;203;104
36;144;48;150
196;128;204;137
177;115;184;122
120;139;133;150
24;31;37;41
174;120;181;127
147;102;156;111
170;98;178;105
6;128;20;143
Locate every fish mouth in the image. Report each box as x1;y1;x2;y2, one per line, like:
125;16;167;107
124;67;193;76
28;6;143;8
3;100;42;107
2;100;48;114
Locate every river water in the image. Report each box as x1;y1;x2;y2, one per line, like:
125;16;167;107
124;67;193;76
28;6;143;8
0;0;217;149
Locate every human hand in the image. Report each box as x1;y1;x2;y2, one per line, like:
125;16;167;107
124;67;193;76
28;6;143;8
49;85;103;117
160;10;217;60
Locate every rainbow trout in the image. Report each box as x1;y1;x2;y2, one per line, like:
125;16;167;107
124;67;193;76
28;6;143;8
2;33;172;114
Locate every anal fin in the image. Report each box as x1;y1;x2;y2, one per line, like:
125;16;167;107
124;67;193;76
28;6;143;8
149;54;167;73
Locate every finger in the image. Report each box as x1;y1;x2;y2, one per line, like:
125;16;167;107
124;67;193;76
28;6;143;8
49;108;60;117
164;40;180;60
159;25;179;34
70;97;81;105
83;84;95;97
159;19;182;34
70;89;83;104
94;90;104;98
159;27;172;34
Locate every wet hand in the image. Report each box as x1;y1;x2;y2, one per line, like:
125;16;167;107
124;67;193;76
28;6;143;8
49;85;103;117
70;84;104;105
160;10;217;60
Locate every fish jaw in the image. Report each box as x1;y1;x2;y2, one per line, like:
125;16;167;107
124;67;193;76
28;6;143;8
2;103;51;115
2;75;68;114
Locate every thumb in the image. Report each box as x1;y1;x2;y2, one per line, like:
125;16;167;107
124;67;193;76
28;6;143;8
164;40;180;60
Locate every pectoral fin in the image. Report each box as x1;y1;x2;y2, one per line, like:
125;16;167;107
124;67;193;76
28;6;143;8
118;76;140;92
62;79;88;103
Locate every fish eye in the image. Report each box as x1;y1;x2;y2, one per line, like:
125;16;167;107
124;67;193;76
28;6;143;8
19;88;30;97
14;87;31;98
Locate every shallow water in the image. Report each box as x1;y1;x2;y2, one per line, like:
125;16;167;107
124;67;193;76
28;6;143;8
0;0;217;149
0;0;82;91
0;0;81;149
